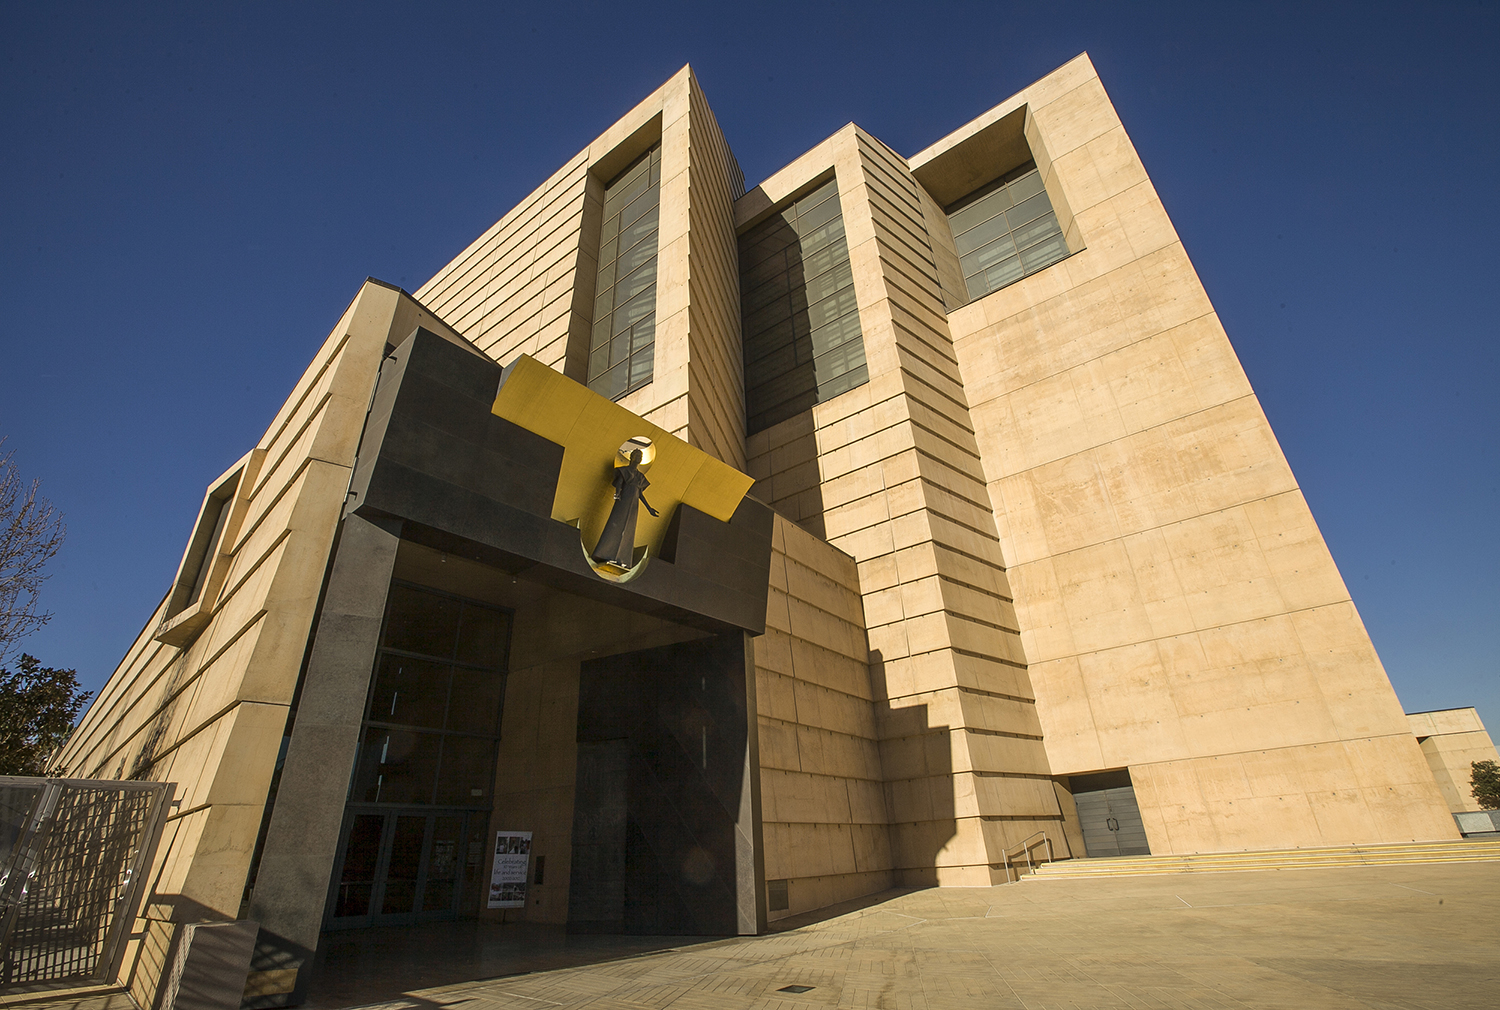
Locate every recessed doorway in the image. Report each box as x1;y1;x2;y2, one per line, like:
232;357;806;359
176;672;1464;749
1070;769;1150;857
325;581;512;929
328;807;487;928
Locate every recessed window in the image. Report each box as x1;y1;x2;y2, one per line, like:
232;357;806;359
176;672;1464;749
176;492;232;614
739;178;868;435
947;162;1069;300
155;450;263;647
587;143;661;400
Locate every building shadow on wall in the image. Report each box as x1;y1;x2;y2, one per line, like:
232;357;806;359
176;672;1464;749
744;210;829;541
764;412;827;542
743;204;821;439
867;649;957;890
765;885;925;934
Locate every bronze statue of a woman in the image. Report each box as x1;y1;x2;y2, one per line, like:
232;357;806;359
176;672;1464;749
591;449;659;568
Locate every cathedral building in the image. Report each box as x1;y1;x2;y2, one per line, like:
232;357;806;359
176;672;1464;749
56;55;1462;1007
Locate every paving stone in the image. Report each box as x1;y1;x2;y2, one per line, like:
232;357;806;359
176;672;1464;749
10;863;1497;1010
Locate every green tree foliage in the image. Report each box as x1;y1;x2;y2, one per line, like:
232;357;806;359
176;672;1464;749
1473;760;1500;810
0;654;91;775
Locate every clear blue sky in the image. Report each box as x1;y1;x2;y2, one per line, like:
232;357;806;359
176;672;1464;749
2;2;1496;730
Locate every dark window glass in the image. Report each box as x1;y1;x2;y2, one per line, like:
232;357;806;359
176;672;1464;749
335;814;384;917
1007;170;1046;202
380;815;427;914
1020;234;1069;272
422;816;462;911
355;727;443;804
972;254;1024;293
357;584;512;807
947;163;1069;300
1011;212;1063;252
808;309;863;358
967;235;1019;275
369;655;450;730
383;585;461;658
588;144;661;399
185;495;230;608
739;177;868;435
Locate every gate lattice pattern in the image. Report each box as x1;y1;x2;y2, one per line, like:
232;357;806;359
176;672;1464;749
0;778;172;989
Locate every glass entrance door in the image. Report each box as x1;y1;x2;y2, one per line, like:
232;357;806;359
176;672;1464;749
328;808;473;928
327;583;511;929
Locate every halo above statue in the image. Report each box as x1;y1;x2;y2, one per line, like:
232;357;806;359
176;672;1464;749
614;436;655;471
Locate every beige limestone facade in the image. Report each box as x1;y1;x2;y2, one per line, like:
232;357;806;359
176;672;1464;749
52;281;468;1004
415;68;747;471
918;55;1458;856
52;55;1471;1007
740;123;1062;889
1408;707;1500;813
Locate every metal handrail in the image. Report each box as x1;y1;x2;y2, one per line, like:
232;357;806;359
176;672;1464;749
1000;831;1053;883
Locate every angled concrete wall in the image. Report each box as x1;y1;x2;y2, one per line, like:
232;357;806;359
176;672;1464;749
918;54;1457;852
739;126;1066;887
757;515;893;919
1409;708;1500;813
55;281;467;1005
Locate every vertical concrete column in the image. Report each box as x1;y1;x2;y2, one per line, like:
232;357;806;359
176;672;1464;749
681;74;748;471
243;514;401;1007
829;128;1064;884
735;630;767;935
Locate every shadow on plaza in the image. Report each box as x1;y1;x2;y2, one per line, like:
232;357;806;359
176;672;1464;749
302;920;718;1009
300;647;960;1007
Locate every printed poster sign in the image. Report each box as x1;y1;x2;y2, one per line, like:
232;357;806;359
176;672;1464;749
487;830;532;908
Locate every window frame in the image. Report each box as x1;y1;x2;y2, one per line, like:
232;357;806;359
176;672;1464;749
738;174;869;436
349;580;514;809
945;161;1071;301
586;143;663;401
154;448;266;647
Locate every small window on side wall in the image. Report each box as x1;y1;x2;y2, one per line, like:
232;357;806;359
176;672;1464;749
947;161;1069;300
154;449;266;647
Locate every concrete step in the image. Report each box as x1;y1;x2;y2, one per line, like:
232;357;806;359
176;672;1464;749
1022;839;1500;879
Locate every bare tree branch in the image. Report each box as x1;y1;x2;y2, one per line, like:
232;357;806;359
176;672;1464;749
0;439;66;667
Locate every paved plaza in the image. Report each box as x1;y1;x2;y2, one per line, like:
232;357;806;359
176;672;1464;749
305;861;1499;1010
8;862;1497;1010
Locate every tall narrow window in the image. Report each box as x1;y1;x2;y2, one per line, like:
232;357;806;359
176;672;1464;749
351;583;512;807
739;178;867;435
587;144;661;399
947;162;1069;300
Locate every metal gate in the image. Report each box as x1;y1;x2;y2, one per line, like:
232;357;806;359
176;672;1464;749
0;777;173;989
